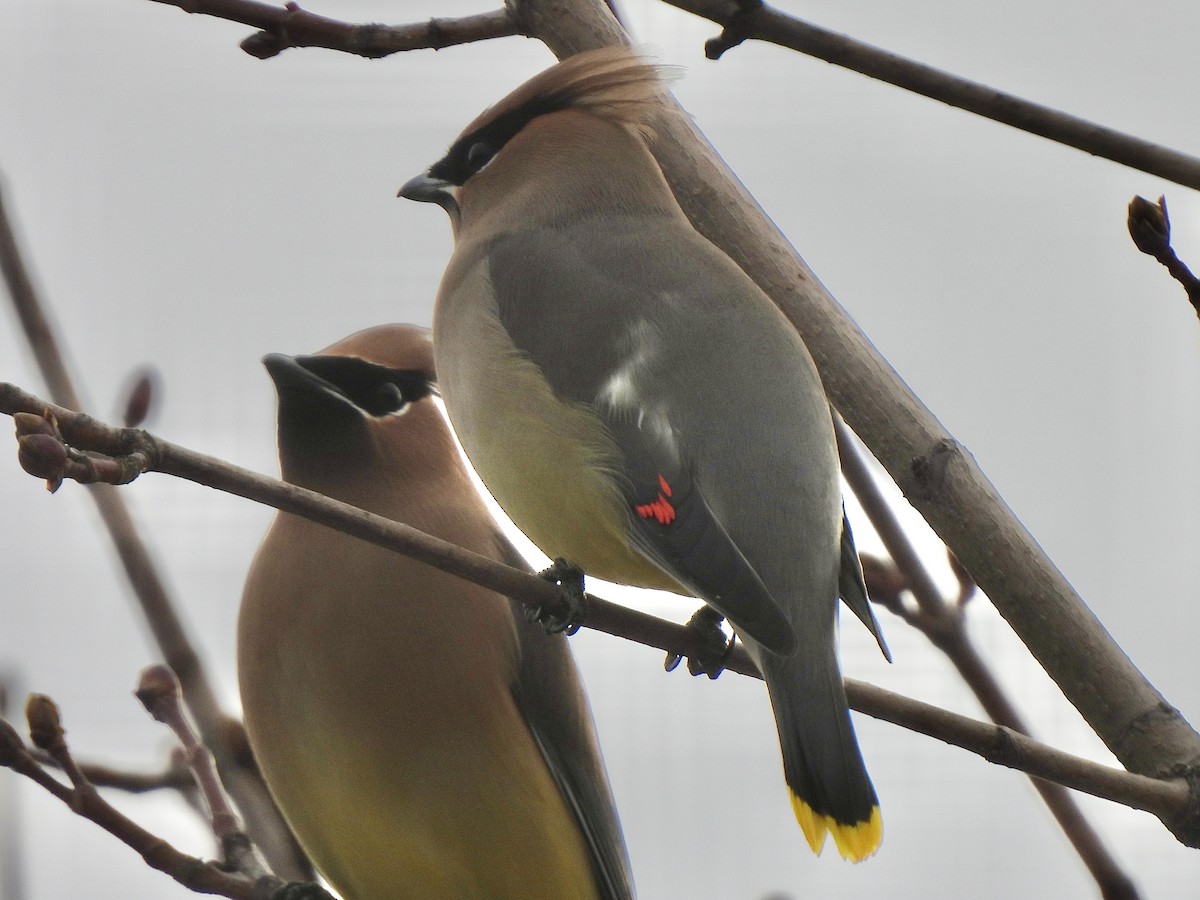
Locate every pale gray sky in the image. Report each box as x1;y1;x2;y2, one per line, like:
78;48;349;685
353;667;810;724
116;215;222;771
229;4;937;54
2;1;1200;897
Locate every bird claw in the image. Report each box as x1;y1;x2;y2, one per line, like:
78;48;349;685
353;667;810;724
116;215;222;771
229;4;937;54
527;557;587;636
664;605;735;679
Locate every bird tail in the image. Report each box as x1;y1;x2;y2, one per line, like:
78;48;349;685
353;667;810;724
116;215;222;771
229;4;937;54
762;639;881;862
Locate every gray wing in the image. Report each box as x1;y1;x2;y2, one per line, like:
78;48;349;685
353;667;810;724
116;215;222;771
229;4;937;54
604;414;796;654
495;534;636;900
837;508;892;661
487;221;802;655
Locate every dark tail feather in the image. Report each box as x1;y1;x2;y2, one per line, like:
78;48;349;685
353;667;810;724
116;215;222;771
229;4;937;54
762;639;881;862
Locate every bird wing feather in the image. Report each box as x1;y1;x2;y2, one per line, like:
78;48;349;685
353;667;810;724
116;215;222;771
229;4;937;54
486;224;797;655
495;533;636;900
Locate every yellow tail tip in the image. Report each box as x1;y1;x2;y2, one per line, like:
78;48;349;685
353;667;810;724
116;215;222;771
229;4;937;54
789;794;882;863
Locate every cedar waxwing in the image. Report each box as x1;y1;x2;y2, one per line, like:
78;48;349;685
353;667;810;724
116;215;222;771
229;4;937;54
399;48;891;863
239;324;635;899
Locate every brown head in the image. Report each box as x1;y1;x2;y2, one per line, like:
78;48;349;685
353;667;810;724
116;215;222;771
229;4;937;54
399;47;679;236
262;324;462;508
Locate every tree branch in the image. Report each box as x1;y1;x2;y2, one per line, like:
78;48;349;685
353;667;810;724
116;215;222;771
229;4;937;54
1;384;1194;829
512;0;1200;847
29;751;196;796
3;696;266;900
662;0;1200;193
135;666;273;885
1127;194;1200;319
144;0;521;59
838;419;1139;899
0;178;312;881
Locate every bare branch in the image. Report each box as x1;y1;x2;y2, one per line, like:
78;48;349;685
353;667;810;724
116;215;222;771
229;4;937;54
1127;195;1200;318
663;0;1200;193
838;419;1139;899
849;682;1188;822
0;383;1193;827
0;179;312;881
143;0;521;59
515;0;1200;845
29;750;195;795
136;666;273;884
3;697;265;900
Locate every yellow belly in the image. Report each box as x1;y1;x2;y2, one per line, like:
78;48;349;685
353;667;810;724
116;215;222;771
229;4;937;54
241;516;603;900
434;265;679;593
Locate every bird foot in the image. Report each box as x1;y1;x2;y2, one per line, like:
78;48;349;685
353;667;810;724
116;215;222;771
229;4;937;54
664;605;735;679
527;557;587;636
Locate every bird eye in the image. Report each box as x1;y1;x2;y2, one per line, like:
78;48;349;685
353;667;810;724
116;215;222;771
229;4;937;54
466;141;496;173
366;381;408;416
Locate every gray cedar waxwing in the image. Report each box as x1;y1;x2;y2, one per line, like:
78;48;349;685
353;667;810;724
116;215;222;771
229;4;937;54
399;48;890;862
238;324;635;899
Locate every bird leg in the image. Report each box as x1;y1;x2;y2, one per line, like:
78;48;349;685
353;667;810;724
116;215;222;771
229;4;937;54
664;605;735;680
527;557;587;636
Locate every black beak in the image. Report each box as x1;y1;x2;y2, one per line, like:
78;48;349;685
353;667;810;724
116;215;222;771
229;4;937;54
398;171;460;227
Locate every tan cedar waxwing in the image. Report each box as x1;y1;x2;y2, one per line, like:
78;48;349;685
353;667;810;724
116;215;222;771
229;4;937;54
239;324;635;899
399;49;891;862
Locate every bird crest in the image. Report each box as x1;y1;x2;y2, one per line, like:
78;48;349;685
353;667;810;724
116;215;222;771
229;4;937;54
447;46;670;167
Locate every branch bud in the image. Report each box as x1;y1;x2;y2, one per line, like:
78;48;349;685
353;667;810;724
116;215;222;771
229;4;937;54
17;432;68;490
1128;195;1170;257
121;368;158;428
25;693;64;753
135;664;182;724
14;410;68;491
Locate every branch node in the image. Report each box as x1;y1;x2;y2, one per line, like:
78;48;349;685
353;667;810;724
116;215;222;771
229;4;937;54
704;0;764;60
425;16;447;50
241;30;287;59
907;438;963;504
1127;194;1200;319
1167;770;1200;848
989;724;1024;767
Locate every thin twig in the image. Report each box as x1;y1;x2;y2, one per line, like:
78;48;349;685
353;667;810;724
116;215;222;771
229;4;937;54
1127;195;1200;318
837;418;1140;900
0;673;24;900
0;178;312;880
136;666;272;884
665;0;1200;193
29;750;195;795
3;697;266;900
0;384;1192;824
144;0;521;59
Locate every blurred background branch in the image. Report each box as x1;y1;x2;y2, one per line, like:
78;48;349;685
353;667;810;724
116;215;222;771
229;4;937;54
1;679;332;900
0;179;311;881
838;417;1139;899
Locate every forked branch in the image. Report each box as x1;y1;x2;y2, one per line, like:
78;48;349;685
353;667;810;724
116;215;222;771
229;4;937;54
144;0;520;59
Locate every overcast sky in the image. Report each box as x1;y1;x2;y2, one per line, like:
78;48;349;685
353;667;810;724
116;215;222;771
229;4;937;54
3;1;1200;898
